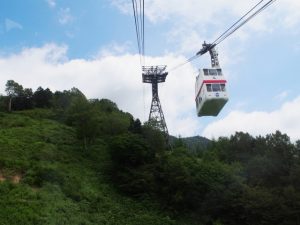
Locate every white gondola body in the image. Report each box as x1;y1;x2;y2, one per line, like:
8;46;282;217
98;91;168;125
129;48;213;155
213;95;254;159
195;68;228;117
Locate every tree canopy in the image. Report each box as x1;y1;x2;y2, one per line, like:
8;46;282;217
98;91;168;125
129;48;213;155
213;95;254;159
0;80;299;225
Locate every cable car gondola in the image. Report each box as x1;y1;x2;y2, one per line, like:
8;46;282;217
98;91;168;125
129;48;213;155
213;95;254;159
195;43;228;117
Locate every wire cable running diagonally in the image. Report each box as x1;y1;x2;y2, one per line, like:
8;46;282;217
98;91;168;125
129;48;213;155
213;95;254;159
169;55;199;72
169;0;277;72
211;0;265;46
214;0;277;46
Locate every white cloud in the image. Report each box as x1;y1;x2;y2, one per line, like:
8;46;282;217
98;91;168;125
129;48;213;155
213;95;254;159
274;90;290;101
58;8;74;25
0;44;201;136
5;18;23;32
98;42;132;57
111;0;132;14
114;0;300;29
112;0;300;55
0;44;299;140
46;0;56;8
202;97;300;142
281;0;300;28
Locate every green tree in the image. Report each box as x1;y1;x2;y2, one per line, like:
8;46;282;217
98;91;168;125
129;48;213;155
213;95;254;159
14;88;34;110
263;131;295;187
0;95;6;111
53;87;85;110
90;99;131;136
128;118;142;134
66;97;98;149
109;133;156;196
33;87;53;108
142;123;166;153
5;80;24;112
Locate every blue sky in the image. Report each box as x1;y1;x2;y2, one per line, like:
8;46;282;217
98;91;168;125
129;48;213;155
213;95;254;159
0;0;300;141
0;0;135;57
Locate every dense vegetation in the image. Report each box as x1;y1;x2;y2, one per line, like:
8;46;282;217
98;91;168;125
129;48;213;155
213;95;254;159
1;80;300;225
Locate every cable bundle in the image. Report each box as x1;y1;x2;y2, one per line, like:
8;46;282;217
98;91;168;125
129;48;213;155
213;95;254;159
131;0;145;66
169;0;277;71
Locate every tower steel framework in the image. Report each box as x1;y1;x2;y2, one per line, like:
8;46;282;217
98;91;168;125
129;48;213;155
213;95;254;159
142;65;169;139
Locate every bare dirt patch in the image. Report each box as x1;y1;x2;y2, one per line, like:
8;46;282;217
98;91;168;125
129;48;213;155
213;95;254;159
0;172;6;182
0;171;22;184
12;174;22;184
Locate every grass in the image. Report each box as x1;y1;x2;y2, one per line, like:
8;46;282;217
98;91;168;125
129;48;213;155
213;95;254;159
0;111;178;225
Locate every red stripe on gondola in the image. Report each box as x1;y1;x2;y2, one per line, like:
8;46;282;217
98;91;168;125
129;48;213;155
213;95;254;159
195;80;227;100
203;80;227;84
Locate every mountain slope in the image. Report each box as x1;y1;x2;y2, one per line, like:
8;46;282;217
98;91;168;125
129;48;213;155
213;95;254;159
0;111;177;225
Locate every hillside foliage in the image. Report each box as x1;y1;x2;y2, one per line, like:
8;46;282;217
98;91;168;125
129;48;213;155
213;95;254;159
0;80;300;225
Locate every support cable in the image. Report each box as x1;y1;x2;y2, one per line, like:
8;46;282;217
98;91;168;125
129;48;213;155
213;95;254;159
211;0;265;46
131;0;145;67
142;0;145;65
132;0;147;122
169;0;277;72
214;0;277;46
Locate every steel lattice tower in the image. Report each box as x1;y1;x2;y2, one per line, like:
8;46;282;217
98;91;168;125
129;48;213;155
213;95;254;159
142;66;169;139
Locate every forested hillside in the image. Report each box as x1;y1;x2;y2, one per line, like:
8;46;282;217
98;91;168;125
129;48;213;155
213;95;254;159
0;80;300;225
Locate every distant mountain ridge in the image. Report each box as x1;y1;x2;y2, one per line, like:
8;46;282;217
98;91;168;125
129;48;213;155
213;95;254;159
170;135;211;152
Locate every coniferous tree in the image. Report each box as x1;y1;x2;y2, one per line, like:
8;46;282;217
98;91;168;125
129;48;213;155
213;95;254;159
33;87;53;108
